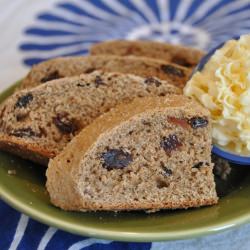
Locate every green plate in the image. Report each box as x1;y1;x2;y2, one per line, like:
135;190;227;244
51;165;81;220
0;84;250;242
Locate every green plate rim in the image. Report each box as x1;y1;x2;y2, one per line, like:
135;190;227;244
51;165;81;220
0;83;250;242
1;182;250;242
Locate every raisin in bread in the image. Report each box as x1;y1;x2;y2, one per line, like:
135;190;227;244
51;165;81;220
20;55;191;90
46;95;218;212
0;71;181;165
90;40;204;69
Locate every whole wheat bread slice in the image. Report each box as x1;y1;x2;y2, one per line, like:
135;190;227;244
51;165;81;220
0;71;181;165
46;96;218;212
20;55;191;91
90;40;204;69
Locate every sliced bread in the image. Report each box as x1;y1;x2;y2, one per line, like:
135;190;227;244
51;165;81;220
0;71;181;165
90;40;204;68
20;55;191;90
46;95;218;211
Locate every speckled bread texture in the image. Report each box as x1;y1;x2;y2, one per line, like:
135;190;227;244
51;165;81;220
46;96;218;212
20;55;191;90
90;40;204;69
0;71;181;165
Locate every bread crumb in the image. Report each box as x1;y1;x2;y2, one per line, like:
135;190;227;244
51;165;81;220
7;169;16;175
31;188;37;193
212;155;231;180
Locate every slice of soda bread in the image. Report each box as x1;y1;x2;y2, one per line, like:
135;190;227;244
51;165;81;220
46;95;218;212
90;40;204;69
0;71;181;165
20;55;191;90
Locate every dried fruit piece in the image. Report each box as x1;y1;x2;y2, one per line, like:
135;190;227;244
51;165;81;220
188;117;208;129
95;75;105;87
76;83;86;87
53;112;78;134
76;82;91;87
38;126;47;137
193;162;204;168
163;168;173;176
15;93;33;109
101;149;132;170
161;134;182;155
142;120;151;126
160;162;173;177
161;65;185;77
16;113;28;121
172;56;192;67
156;178;169;188
167;116;189;129
41;70;61;83
144;77;161;87
9;127;40;138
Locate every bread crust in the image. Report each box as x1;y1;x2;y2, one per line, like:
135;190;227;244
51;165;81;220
0;134;50;165
50;196;218;212
20;55;191;90
90;40;204;68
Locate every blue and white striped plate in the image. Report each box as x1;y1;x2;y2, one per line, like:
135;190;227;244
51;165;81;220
20;0;250;66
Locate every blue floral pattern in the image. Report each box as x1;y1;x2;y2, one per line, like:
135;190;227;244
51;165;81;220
20;0;250;66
